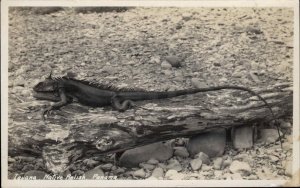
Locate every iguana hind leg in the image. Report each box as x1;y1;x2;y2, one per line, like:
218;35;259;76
111;95;135;112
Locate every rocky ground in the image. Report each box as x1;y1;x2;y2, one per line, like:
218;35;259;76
8;7;293;180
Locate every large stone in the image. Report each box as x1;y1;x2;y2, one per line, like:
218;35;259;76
229;161;251;176
231;126;254;149
119;142;173;167
187;129;226;157
257;129;282;144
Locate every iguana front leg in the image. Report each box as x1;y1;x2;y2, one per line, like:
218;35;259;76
43;88;68;119
111;95;135;112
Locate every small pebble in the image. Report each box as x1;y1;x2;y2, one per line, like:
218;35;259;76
248;174;258;180
201;164;212;171
258;129;282;144
84;167;104;179
111;166;117;171
195;152;210;165
151;167;164;178
283;142;292;151
114;168;125;175
190;158;202;171
222;158;232;169
280;121;292;129
14;76;26;86
174;147;189;158
269;155;279;162
165;169;184;180
22;164;35;172
182;13;193;21
101;65;116;74
162;70;172;76
229;160;251;176
72;170;85;176
161;61;172;69
213;157;224;170
83;159;98;168
34;161;45;170
176;24;183;30
133;169;146;178
101;163;113;171
165;56;182;68
231;173;243;180
166;159;182;172
191;78;208;89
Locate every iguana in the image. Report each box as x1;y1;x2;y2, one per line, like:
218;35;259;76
33;72;282;146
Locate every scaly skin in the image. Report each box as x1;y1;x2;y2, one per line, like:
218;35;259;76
33;75;272;114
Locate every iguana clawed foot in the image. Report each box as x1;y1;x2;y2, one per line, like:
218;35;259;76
42;106;62;120
42;107;54;120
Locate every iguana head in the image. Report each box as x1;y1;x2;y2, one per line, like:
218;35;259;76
33;72;60;101
33;71;57;92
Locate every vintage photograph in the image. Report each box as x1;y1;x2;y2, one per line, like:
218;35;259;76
2;2;298;186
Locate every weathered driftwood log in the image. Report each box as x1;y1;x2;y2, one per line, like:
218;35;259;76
8;83;293;173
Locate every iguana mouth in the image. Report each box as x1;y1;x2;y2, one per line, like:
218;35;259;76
33;91;60;102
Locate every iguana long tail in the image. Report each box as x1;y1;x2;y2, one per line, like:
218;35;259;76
119;85;282;147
